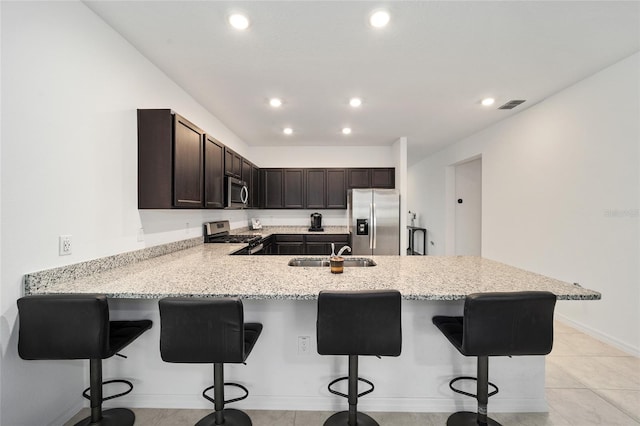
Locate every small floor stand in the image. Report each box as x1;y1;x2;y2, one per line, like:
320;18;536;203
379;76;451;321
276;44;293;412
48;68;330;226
407;226;427;255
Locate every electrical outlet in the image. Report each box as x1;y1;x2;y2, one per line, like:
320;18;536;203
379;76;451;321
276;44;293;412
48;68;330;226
137;228;144;242
59;235;72;256
298;336;310;355
186;222;190;234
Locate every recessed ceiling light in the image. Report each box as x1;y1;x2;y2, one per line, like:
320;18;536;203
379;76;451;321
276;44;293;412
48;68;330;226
481;98;495;106
269;98;282;108
283;127;293;135
370;10;390;28
229;14;250;30
342;128;352;135
349;98;362;108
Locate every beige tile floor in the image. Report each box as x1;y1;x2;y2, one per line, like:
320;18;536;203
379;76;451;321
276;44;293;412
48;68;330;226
65;321;639;425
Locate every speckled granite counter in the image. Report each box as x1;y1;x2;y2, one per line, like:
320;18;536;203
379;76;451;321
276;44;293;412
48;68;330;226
24;241;600;300
230;225;349;237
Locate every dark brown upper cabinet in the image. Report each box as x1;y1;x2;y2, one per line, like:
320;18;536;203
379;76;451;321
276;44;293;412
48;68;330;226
305;169;327;209
347;168;395;189
138;109;204;209
371;168;395;188
326;169;347;209
284;169;304;208
262;168;284;209
251;164;260;208
204;135;225;209
224;147;242;179
347;168;371;188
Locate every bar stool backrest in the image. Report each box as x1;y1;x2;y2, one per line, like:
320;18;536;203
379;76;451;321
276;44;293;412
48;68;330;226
462;291;556;356
18;294;110;360
159;297;246;363
317;290;402;357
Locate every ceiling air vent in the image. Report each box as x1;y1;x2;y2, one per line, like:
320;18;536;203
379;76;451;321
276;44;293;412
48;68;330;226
498;100;526;110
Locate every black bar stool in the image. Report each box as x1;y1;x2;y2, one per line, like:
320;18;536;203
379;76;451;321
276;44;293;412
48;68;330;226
432;291;556;426
158;297;262;426
316;290;402;426
17;294;152;426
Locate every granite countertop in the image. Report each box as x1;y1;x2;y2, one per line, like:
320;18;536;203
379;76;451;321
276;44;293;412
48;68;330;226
230;225;349;238
24;234;601;301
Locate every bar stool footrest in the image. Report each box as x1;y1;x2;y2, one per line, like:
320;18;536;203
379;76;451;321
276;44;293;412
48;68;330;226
202;382;249;405
449;376;499;399
327;376;375;399
81;379;133;402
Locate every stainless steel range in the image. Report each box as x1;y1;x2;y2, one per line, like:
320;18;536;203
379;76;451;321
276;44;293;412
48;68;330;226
203;221;263;254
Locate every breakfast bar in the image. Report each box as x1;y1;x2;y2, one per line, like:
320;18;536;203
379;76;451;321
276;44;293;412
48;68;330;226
23;238;600;414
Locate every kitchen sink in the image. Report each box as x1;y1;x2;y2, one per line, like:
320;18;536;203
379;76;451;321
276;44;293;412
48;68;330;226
287;257;377;267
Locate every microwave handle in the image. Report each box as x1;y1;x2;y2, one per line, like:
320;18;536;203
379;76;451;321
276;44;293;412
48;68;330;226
240;185;249;204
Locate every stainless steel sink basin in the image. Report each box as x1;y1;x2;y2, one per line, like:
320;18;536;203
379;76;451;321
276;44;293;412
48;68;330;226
287;257;376;267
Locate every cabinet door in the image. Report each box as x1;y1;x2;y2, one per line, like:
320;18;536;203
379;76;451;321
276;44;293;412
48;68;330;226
233;152;243;178
347;168;371;188
138;109;173;209
263;169;283;208
305;169;326;209
242;159;252;205
327;169;347;209
173;113;204;207
305;242;331;255
284;169;304;208
204;135;224;208
305;234;349;255
276;235;304;255
224;147;242;178
371;168;395;188
251;165;260;208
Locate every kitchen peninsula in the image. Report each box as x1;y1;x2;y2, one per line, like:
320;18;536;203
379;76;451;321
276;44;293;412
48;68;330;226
23;233;600;414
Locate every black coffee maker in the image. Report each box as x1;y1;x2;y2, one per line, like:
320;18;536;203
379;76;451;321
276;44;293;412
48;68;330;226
309;212;323;232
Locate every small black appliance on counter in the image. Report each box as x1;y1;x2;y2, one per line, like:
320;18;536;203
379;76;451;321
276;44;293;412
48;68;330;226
309;212;323;232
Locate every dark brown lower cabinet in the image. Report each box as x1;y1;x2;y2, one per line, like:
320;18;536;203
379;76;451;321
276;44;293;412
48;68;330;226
305;234;350;255
275;235;305;255
266;234;349;255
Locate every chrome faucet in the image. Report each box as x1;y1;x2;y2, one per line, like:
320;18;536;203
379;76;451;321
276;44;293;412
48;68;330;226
337;245;351;256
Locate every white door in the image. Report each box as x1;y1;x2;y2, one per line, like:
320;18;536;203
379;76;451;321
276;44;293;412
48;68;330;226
455;158;482;255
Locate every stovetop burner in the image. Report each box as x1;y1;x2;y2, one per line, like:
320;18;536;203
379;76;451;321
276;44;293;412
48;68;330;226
207;234;261;244
203;221;262;246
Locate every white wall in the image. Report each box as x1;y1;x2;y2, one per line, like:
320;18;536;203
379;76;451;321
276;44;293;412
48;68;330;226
0;2;254;424
408;52;640;355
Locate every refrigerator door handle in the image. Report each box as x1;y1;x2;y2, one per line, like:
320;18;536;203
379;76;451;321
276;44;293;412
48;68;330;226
369;203;374;249
372;203;377;249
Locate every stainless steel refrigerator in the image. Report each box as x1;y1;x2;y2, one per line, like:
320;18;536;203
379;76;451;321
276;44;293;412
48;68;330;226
347;189;400;255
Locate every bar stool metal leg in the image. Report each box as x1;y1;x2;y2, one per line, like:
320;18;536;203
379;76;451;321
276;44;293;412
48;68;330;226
446;357;501;426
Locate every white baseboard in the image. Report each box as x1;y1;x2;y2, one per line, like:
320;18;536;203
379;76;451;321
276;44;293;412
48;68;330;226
49;400;84;426
556;314;640;357
109;394;549;414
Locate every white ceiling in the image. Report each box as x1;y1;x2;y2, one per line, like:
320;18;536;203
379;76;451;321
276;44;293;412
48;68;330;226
84;1;640;164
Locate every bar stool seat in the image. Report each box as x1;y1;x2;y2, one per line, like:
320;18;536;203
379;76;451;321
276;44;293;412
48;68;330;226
17;294;152;426
317;290;402;426
433;291;556;426
159;297;262;426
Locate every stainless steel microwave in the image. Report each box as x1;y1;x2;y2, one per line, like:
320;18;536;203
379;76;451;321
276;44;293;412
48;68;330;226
226;176;248;209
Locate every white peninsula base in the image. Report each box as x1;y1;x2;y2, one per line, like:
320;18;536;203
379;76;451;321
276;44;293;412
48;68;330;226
99;298;548;414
